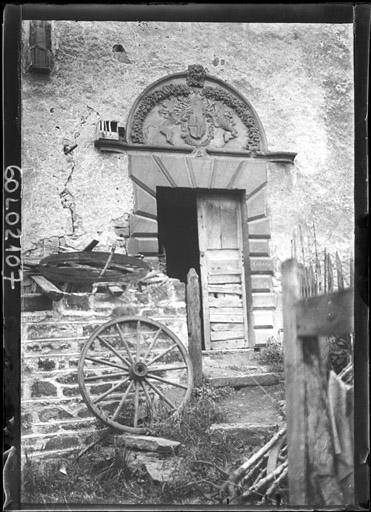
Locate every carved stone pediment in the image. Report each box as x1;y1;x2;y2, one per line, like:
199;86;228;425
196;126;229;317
127;65;266;152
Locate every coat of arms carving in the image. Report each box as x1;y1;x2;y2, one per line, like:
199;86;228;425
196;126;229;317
130;65;263;151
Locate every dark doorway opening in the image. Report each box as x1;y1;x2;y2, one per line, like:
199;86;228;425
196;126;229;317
157;187;200;283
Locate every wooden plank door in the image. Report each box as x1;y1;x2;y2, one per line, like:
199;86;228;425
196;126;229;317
197;191;249;350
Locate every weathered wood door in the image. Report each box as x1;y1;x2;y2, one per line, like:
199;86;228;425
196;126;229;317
197;191;249;350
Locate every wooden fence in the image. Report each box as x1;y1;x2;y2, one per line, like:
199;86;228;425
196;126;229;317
282;258;354;506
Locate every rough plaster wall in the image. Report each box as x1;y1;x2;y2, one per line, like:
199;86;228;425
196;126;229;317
22;21;353;263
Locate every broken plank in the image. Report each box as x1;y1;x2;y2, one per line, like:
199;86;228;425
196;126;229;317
208;307;244;316
208;284;242;294
29;275;65;301
211;322;245;331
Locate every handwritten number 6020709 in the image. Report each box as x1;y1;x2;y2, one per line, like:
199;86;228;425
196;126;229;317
4;165;22;290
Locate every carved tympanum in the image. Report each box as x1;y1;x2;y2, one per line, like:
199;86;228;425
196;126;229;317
128;65;264;151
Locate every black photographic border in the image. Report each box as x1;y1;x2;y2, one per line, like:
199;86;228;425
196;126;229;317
3;3;369;510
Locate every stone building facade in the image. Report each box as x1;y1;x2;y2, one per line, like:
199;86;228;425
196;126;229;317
21;21;354;456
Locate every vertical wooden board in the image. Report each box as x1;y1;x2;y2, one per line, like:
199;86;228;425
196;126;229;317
129;154;171;193
282;259;307;505
197;196;211;350
220;196;239;248
186;268;203;385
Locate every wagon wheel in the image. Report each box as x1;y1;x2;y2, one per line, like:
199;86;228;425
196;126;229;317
78;316;193;434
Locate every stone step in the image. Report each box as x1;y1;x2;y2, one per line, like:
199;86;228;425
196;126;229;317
207;372;280;388
113;434;181;455
210;422;282;446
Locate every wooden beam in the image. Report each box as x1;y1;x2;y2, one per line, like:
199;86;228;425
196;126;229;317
296;289;353;337
29;275;64;301
282;259;307;505
186;268;203;387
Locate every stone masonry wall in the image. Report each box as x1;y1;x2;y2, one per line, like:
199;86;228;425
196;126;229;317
21;279;186;458
21;21;354;263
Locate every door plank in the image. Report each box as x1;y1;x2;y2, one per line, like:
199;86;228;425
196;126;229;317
211;322;245;331
209;314;245;323
208;284;242;294
197;191;249;349
210;330;245;341
208;274;242;284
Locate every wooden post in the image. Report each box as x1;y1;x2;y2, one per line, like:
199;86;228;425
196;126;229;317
282;259;307;505
186;268;203;387
303;338;343;505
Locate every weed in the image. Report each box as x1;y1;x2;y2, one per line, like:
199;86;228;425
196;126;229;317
257;336;284;372
22;384;253;505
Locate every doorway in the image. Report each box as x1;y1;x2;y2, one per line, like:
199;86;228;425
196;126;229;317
157;187;248;350
157;187;200;283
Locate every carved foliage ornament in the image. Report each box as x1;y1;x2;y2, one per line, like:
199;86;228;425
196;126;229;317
130;65;262;151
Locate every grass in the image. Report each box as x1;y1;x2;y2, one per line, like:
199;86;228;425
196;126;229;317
22;383;256;505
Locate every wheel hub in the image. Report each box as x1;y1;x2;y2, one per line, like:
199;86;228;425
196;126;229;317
130;361;148;380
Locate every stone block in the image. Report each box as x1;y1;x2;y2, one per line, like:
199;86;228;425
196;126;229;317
253;310;274;328
253;328;275;346
208;373;279;388
248;239;270;256
26;322;83;340
250;257;274;274
63;294;91;311
45;435;79;451
247;218;271;237
252;293;276;309
114;434;181;455
210;423;278;445
251;275;272;292
31;381;57;397
38;407;74;422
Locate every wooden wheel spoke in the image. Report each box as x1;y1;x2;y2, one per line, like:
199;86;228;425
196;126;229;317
144;379;177;411
84;371;128;382
112;380;134;421
85;356;127;371
147;373;188;390
143;328;162;362
93;377;129;405
150;364;187;373
146;343;178;366
115;323;135;364
139;380;153;413
136;320;141;361
133;381;140;427
97;335;131;368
